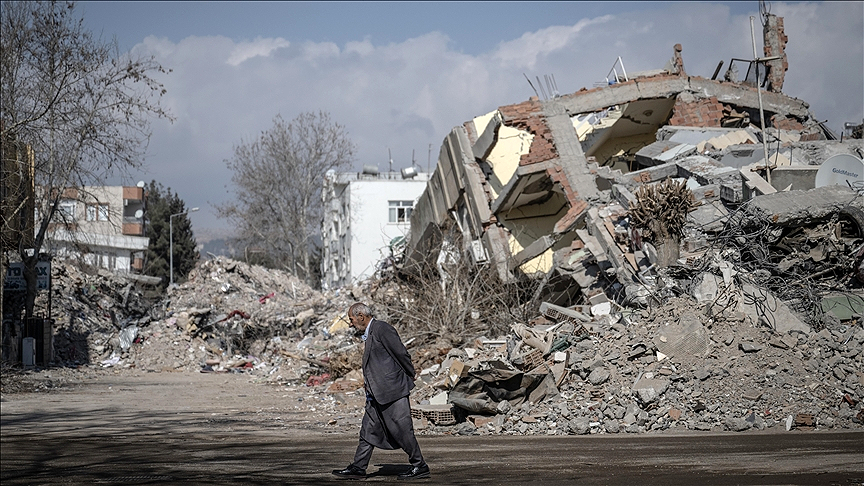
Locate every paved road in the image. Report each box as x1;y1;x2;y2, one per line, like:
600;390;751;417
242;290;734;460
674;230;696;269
2;371;862;485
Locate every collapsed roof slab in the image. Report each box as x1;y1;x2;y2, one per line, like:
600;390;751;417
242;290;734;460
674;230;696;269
491;162;558;215
556;75;812;125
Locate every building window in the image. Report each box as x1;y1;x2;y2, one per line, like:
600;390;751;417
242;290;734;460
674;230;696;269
58;200;76;220
86;203;109;222
388;200;413;223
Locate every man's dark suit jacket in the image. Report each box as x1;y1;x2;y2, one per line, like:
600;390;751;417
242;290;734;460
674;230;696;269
362;319;415;405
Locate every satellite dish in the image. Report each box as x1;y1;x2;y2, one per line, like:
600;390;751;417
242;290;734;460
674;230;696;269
815;154;864;188
134;209;144;219
136;180;145;188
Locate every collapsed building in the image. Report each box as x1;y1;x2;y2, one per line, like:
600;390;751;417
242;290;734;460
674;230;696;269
402;15;863;327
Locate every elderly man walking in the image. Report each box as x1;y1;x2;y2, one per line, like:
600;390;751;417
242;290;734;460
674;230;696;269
332;303;430;480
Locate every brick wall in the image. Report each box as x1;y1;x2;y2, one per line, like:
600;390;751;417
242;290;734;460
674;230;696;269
770;114;804;132
499;99;559;166
763;14;788;93
667;96;725;127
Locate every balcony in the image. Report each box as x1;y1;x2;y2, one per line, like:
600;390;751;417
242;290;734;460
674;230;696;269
123;186;144;201
122;217;144;236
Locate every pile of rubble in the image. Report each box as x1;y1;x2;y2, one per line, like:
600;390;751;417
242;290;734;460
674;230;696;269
397;296;864;436
40;257;358;382
26;245;864;436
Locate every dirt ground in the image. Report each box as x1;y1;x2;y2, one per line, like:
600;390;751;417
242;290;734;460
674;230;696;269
2;368;863;485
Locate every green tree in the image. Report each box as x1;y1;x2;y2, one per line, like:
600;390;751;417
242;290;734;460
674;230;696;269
218;112;355;286
143;181;198;287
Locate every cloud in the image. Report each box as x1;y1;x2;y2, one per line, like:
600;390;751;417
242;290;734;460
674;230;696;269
226;37;290;66
126;2;862;233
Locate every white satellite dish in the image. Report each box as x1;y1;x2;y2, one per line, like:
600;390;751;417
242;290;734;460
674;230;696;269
815;154;864;188
136;180;145;188
134;209;144;219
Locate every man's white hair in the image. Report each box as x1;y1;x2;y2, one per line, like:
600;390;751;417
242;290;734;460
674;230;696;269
349;302;372;318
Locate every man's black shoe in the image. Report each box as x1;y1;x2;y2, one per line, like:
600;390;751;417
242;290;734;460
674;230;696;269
332;465;366;479
397;463;430;480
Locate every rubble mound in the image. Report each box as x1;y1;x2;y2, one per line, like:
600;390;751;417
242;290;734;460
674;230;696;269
402;295;864;435
15;254;864;436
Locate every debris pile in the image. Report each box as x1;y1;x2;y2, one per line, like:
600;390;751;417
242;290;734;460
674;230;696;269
23;247;864;436
398;295;864;435
40;257;359;383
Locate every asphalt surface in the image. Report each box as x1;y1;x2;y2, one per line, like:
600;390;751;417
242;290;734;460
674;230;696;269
1;371;862;485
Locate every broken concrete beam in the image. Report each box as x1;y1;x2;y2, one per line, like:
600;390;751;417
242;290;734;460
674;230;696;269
622;161;679;187
690;183;721;202
740;166;778;198
676;156;740;187
542;101;600;201
510;235;556;271
462;159;493;231
743;184;864;227
586;208;637;284
472;110;503;160
482;225;514;283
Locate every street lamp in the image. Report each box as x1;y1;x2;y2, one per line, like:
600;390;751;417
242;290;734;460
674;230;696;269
170;207;198;287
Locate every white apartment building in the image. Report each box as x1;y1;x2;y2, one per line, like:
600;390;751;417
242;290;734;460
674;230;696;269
44;185;148;273
321;169;430;289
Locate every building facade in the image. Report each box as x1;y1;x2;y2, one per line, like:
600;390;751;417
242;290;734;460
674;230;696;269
45;185;148;273
321;170;430;289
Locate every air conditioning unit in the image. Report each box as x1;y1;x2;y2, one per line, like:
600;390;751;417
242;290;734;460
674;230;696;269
469;239;488;264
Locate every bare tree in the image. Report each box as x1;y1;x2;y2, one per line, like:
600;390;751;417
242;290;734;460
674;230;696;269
218;112;355;285
1;1;172;319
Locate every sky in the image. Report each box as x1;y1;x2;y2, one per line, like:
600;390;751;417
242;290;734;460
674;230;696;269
76;1;864;239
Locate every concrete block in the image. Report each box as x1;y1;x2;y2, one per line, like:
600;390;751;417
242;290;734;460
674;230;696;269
633;378;669;405
690;183;721;201
739;342;762;353
720;181;744;203
769;166;817;192
692;273;721;303
611;184;638;208
587;368;610;385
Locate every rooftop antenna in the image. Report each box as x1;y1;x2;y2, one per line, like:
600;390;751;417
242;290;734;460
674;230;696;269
427;143;432;175
523;73;540;99
536;75;548;100
388;147;393;174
